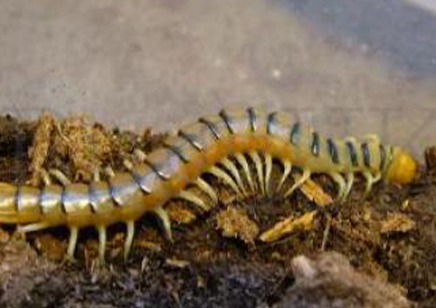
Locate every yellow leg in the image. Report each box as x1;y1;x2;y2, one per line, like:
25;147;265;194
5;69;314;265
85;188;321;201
343;173;354;199
178;190;209;211
97;225;107;265
221;157;247;196
250;151;265;195
235;153;255;192
284;169;311;198
124;220;135;261
208;166;243;197
265;154;273;196
195;178;218;204
154;207;173;242
329;172;346;202
277;160;292;192
67;226;79;261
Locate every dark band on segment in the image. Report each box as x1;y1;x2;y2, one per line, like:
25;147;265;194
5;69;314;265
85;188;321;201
14;186;21;212
178;130;203;152
247;108;256;132
87;184;98;213
327;138;339;164
164;143;189;163
267;112;277;134
290;122;301;145
346;141;358;167
60;186;67;214
311;132;320;156
144;159;169;180
107;179;121;207
218;109;234;134
361;143;371;168
37;188;44;214
198;117;220;140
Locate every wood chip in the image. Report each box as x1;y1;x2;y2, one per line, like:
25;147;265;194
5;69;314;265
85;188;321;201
299;179;333;207
425;146;436;172
380;212;416;233
215;207;259;244
28;112;55;186
166;202;197;224
259;210;316;242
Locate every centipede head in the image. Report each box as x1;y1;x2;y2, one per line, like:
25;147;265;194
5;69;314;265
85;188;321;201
384;147;417;184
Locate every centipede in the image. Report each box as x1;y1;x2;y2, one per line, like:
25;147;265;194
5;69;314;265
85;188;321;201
0;108;417;263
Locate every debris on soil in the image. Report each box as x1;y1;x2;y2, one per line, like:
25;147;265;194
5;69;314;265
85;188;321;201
380;212;416;234
27;112;55;186
259;210;316;242
52;115;112;182
215;207;259;244
299;179;333;206
273;252;411;308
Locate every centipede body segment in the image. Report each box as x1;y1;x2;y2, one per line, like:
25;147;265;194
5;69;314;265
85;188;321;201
0;108;418;263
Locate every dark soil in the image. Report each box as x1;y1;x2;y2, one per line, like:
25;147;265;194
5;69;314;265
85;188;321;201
0;114;435;308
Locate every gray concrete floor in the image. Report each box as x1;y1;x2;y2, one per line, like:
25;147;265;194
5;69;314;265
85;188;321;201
0;0;435;158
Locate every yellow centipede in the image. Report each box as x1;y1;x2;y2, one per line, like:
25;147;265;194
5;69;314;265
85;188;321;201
0;108;417;263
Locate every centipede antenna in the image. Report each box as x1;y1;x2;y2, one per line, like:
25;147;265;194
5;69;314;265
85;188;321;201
207;166;243;197
277;160;292;192
49;169;71;186
344;173;354;199
154;207;173;242
178;190;210;211
284;169;311;198
97;225;107;264
124;220;135;261
329;172;346;201
265;154;273;196
250;151;265;195
67;227;79;260
195;178;218;204
221;157;247;196
235;153;255;192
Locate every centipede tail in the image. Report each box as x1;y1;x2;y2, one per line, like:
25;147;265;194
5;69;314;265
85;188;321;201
0;107;418;262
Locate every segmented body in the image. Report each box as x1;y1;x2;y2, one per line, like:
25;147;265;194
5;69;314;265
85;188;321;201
0;108;417;262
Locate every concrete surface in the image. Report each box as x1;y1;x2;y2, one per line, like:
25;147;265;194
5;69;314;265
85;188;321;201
0;0;435;158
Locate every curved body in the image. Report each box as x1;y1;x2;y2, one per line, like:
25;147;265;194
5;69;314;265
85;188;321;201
0;108;417;262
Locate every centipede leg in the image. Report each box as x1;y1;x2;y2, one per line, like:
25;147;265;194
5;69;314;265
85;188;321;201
124;220;135;261
362;171;375;197
96;225;107;264
265;154;273;196
284;169;311;198
178;190;209;211
343;173;354;199
154;207;173;242
207;166;243;197
277;160;292;192
18;222;51;233
221;157;247;196
328;172;346;201
235;153;255;192
195;178;218;204
250;151;265;195
40;169;52;186
49;169;71;186
66;226;79;260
